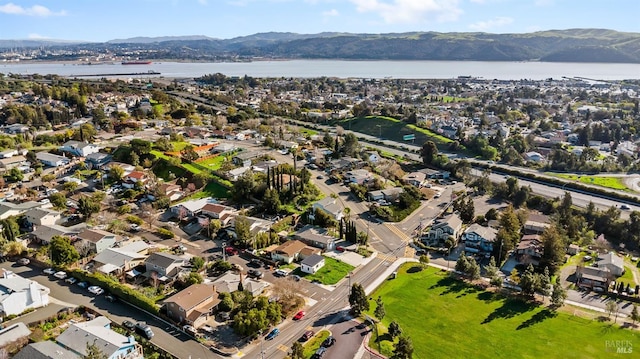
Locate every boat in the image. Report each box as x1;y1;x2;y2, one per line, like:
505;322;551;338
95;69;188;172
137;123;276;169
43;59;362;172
121;61;152;65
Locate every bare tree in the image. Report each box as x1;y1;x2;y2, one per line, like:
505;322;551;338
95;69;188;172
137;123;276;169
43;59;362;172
140;203;156;229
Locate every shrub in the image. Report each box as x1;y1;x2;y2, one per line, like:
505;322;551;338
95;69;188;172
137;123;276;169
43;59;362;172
157;228;175;239
126;215;144;225
117;205;132;214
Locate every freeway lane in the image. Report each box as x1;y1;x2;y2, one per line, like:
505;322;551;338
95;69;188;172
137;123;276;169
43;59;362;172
0;262;218;359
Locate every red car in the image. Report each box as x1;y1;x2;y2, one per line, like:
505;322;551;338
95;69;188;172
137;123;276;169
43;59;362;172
293;311;305;320
225;247;238;256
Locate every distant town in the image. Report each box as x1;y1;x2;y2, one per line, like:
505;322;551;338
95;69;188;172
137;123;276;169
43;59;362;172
0;69;638;359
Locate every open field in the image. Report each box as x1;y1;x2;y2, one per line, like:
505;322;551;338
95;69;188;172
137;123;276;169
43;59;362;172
548;173;631;192
293;257;354;285
366;264;639;359
339;116;453;149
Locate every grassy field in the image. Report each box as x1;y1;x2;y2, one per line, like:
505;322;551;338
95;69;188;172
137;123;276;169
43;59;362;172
195;155;226;170
183;181;230;199
340;116;453;149
293;257;354;285
548;173;631;192
366;264;639;359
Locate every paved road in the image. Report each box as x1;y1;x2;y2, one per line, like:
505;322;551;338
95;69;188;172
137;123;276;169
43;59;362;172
0;262;218;359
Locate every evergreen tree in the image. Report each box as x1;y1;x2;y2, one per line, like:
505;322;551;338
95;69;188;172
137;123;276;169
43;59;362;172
374;296;386;321
348;283;369;316
392;336;414;359
630;305;640;325
84;340;108;359
388;321;402;339
551;283;567;309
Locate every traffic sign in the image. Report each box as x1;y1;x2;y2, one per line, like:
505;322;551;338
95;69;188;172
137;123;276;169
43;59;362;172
403;134;415;141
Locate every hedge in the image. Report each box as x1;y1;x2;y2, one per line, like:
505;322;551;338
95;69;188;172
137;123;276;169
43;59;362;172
69;269;159;314
157;228;175;239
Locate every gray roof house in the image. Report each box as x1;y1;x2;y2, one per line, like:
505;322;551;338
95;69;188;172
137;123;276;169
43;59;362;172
76;228;117;254
597;252;625;277
0;201;43;220
312;197;343;221
36;151;70;167
294;225;336;251
56;316;143;359
463;224;497;253
31;223;86;244
92;242;149;275
145;252;186;281
300;254;325;274
13;341;80;359
25;207;62;226
424;214;463;246
0;322;31;349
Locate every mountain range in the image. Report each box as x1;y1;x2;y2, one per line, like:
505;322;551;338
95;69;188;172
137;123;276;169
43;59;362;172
4;29;640;63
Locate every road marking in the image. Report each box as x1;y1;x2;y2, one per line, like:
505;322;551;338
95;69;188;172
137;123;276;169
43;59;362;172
385;223;412;242
277;344;288;352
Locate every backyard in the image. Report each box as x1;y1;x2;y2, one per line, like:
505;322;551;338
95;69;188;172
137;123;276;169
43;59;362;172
293;257;354;285
366;264;639;359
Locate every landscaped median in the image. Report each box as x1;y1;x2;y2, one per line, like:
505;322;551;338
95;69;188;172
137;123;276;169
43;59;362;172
365;263;639;359
302;330;331;358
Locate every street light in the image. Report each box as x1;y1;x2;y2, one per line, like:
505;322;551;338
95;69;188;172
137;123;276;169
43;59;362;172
258;329;265;359
222;242;226;262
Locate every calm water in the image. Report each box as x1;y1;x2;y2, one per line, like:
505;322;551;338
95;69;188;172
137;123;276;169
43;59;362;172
2;60;640;80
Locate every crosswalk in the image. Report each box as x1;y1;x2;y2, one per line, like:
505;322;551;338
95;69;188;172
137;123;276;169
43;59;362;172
385;223;413;243
277;344;288;352
376;252;397;262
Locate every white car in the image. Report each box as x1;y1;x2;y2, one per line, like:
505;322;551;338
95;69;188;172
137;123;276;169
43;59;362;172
65;277;77;284
53;271;67;280
88;286;104;295
130;224;141;232
43;268;55;275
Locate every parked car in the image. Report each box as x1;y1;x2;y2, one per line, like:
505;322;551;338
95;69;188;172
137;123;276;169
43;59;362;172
77;281;88;289
105;294;117;302
16;258;30;265
291;275;301;282
621;204;631;210
293;311;305;320
322;336;336;347
53;271;67;280
65;277;77;284
122;320;135;331
249;259;263;267
135;322;154;339
274;269;289;277
314;347;327;358
88;286;104;295
130;224;141;232
43;268;55;275
225;247;238;256
247;269;263;279
301;330;315;341
265;328;279;340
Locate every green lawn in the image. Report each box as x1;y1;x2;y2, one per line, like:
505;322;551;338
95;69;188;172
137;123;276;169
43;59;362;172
302;330;330;358
366;264;639;359
548;173;631;192
617;263;638;287
293;257;354;285
182;180;230;200
340;116;453;149
195;155;226;170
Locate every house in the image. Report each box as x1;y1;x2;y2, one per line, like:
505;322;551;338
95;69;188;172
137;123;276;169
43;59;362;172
368;190;385;202
576;266;613;290
271;240;307;264
463;224;497;253
212;272;268;296
515;234;543;266
164;283;220;328
56;316;143;359
0;149;17;159
567;244;580;255
300;254;325;274
76;228;117;254
31;223;86;245
158;183;184;202
92;242;149;275
523;212;551;234
294;225;336;251
145;252;186;281
381;187;404;202
402;171;427;187
36;151;70;167
424;214;463;246
13;341;80;359
597;252;624;277
0;201;43;220
0;322;31;349
0;269;50;317
420;168;450;179
201;203;235;220
85;152;113;169
344;169;373;185
122;171;149;189
170;197;217;218
25;207;62;226
312;197;343;221
524;151;545;163
59;141;100;157
232;151;261;166
0;155;28;172
227;166;251;181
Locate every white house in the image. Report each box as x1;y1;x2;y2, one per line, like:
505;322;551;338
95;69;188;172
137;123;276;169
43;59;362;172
0;269;50;317
300;254;325;274
312;197;343;221
36;152;70;167
597;252;625;277
524;151;545;163
25;207;62;227
60;141;100;157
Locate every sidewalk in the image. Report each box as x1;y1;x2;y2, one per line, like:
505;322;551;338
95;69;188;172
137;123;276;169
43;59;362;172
364;257;418;295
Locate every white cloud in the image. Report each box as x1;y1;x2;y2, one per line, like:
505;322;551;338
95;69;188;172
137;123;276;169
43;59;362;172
28;33;49;39
349;0;462;24
534;0;554;6
0;3;67;17
322;9;339;16
468;16;513;31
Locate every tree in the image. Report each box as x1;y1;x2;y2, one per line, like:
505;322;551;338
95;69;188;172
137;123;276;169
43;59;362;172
490;275;503;288
419;254;430;267
539;267;552;299
509;269;520;285
84;340;108;359
551;282;567;309
519;264;539;297
63;181;79;192
6;167;23;182
181;145;199;162
190;256;205;271
388;321;402;339
421;141;438;165
342;132;359;157
109;166;124;181
290;341;304;359
485;257;498;278
2;241;25;257
630;304;640;325
209;219;222;239
78;196;101;218
262;188;281;214
232;171;255;202
184;272;203;286
130;138;152;155
459;197;475;224
466;256;481;280
455;252;470;273
349;283;369;316
391;336;414;359
50;235;80;266
540;225;566;274
234;216;252;247
374;296;386;321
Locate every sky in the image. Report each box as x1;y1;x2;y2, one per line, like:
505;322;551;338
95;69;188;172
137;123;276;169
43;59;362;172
1;0;639;42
